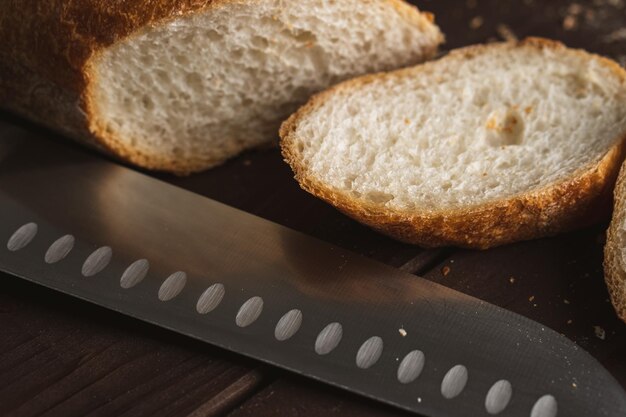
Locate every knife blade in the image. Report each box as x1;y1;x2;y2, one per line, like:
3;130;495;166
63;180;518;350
0;119;624;417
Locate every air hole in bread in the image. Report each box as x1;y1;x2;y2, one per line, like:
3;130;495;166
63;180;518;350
484;107;524;146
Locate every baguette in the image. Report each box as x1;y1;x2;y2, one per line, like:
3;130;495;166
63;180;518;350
604;163;626;323
0;0;442;174
281;38;626;249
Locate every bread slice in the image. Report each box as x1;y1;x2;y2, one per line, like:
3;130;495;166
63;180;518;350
281;38;626;249
0;0;442;174
604;164;626;323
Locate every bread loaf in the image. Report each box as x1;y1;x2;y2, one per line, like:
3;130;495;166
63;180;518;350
281;38;626;249
604;163;626;324
0;0;442;174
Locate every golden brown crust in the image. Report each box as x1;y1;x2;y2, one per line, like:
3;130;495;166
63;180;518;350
0;0;226;174
0;0;226;93
280;37;626;249
604;164;626;324
0;0;441;174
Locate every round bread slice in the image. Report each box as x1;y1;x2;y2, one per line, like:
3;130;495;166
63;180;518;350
604;164;626;323
281;38;626;249
0;0;442;174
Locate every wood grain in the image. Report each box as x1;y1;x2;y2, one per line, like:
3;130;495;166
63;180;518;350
0;277;264;417
227;377;411;417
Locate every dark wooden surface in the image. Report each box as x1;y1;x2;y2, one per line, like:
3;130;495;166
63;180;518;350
2;1;626;416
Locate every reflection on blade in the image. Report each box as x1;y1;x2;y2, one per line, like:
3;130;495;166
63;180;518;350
0;121;625;417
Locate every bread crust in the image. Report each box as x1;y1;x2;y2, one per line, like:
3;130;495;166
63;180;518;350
281;38;626;249
0;0;441;174
604;164;626;324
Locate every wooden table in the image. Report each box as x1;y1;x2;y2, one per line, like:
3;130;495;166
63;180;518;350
2;1;625;416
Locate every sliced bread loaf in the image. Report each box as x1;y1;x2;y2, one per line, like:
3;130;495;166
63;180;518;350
281;38;626;249
604;165;626;323
0;0;442;174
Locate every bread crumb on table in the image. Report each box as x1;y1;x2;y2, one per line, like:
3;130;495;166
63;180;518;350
563;15;578;30
496;24;518;41
399;328;407;337
563;4;582;31
568;3;584;15
560;0;624;33
509;277;516;284
604;28;626;42
441;266;451;276
593;325;606;340
469;16;484;29
529;295;535;302
605;0;625;8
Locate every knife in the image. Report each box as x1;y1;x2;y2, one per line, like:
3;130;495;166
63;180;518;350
0;119;624;417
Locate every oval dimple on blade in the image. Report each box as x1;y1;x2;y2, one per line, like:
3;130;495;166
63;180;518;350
531;394;558;417
82;246;112;277
7;222;38;251
236;296;264;327
441;364;468;399
397;350;425;384
45;234;74;264
196;283;225;314
485;379;512;415
356;336;383;369
158;271;187;301
274;309;302;341
315;322;343;355
120;259;149;289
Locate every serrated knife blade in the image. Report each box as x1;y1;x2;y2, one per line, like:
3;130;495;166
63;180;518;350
0;120;624;417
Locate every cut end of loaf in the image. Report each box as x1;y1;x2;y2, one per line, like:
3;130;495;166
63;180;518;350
282;38;626;248
84;0;442;174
